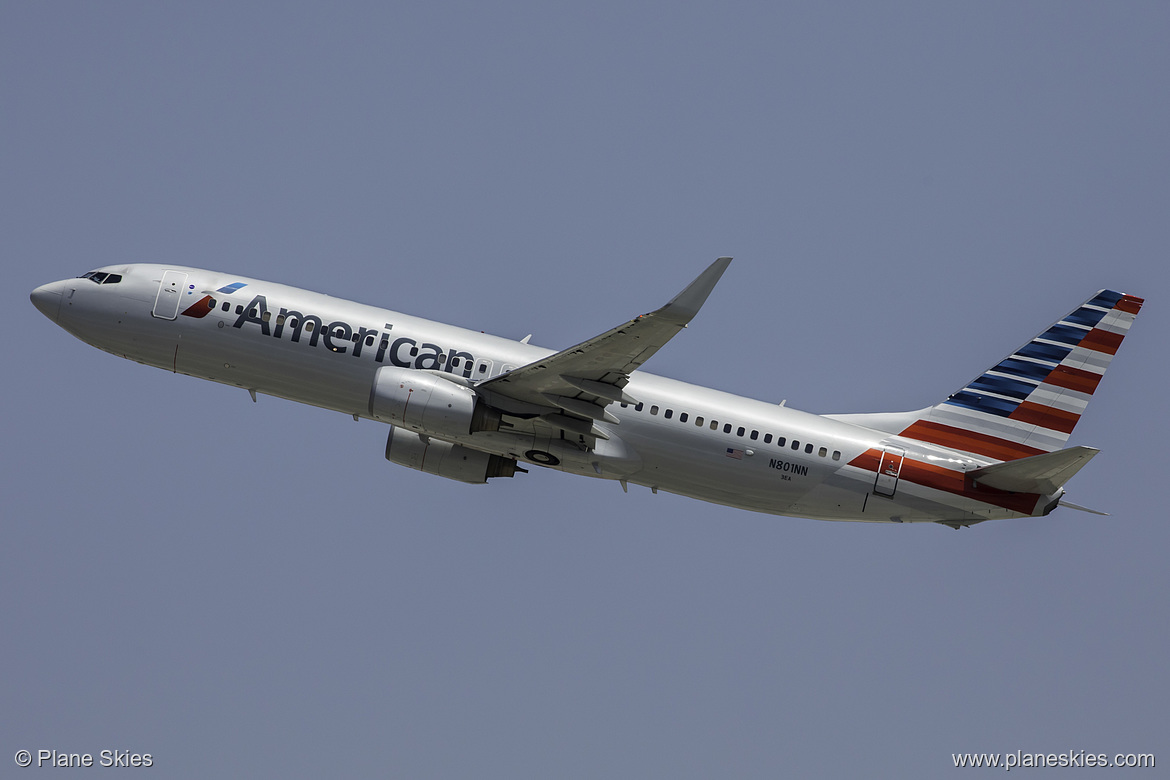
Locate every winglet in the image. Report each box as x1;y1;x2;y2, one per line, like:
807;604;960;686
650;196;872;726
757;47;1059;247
659;257;732;324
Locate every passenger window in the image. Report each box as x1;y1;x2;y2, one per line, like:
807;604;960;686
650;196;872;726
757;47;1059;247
723;423;732;434
235;305;243;314
679;412;688;423
304;321;315;331
805;443;813;454
635;402;644;412
262;311;271;323
664;409;672;419
818;447;827;457
222;302;230;312
791;440;800;451
479;364;487;373
764;433;773;444
832;451;841;461
736;426;745;436
365;335;375;346
650;405;659;415
710;420;718;430
275;314;285;326
409;347;418;356
451;357;460;367
695;416;704;427
750;430;759;441
777;437;786;447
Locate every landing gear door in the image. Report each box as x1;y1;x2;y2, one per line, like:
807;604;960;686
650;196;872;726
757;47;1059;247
873;446;905;497
152;270;189;320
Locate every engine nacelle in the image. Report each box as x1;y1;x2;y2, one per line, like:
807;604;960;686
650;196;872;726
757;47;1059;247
385;427;518;484
368;366;500;438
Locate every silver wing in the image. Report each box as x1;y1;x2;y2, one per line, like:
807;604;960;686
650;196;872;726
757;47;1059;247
475;257;732;439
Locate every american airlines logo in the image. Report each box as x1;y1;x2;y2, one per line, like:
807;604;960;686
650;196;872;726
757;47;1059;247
187;293;482;377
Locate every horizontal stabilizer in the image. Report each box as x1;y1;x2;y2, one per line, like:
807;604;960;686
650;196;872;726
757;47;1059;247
969;446;1098;494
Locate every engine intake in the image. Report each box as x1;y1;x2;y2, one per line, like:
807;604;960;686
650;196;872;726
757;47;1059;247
385;427;518;484
369;366;500;438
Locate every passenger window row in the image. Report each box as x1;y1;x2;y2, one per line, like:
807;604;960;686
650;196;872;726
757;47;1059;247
621;401;842;461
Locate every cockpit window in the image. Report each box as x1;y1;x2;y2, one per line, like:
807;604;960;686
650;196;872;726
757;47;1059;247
77;271;122;284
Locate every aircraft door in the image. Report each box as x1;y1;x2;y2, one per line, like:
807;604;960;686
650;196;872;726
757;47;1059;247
873;446;905;497
152;270;189;320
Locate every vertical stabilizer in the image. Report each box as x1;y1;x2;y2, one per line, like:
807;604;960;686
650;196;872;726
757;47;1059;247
898;290;1143;460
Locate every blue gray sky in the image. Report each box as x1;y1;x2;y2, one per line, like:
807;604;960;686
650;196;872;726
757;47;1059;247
3;2;1167;776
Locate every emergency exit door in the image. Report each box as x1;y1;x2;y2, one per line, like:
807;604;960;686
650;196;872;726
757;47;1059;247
873;446;905;497
152;270;188;320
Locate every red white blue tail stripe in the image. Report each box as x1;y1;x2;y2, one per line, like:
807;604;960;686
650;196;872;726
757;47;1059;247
899;289;1143;460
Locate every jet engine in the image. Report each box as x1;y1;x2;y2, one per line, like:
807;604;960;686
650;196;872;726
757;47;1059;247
385;427;519;484
368;366;501;438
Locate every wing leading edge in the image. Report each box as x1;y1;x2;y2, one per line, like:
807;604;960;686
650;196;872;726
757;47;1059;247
475;257;732;432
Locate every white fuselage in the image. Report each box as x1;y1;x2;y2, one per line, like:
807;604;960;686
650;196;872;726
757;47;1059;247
32;264;1054;524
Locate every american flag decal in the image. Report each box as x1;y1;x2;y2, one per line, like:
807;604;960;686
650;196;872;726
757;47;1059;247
726;448;744;460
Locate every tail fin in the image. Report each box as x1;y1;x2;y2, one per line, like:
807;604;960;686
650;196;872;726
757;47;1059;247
898;290;1143;460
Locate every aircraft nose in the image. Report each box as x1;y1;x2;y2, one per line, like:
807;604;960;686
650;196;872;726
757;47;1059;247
31;281;63;322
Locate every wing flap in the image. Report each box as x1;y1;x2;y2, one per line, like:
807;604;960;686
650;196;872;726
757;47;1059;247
560;375;640;405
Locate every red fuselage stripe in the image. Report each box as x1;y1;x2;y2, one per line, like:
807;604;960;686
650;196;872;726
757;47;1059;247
1008;401;1080;434
898;420;1045;461
848;448;1042;515
1078;328;1123;355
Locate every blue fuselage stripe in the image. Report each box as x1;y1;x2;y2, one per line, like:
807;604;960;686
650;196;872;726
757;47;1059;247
990;358;1052;383
1017;341;1071;363
944;392;1019;417
968;374;1035;400
1038;323;1088;347
1087;290;1123;309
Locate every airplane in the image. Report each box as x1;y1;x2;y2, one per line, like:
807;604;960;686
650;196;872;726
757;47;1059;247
30;259;1142;528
